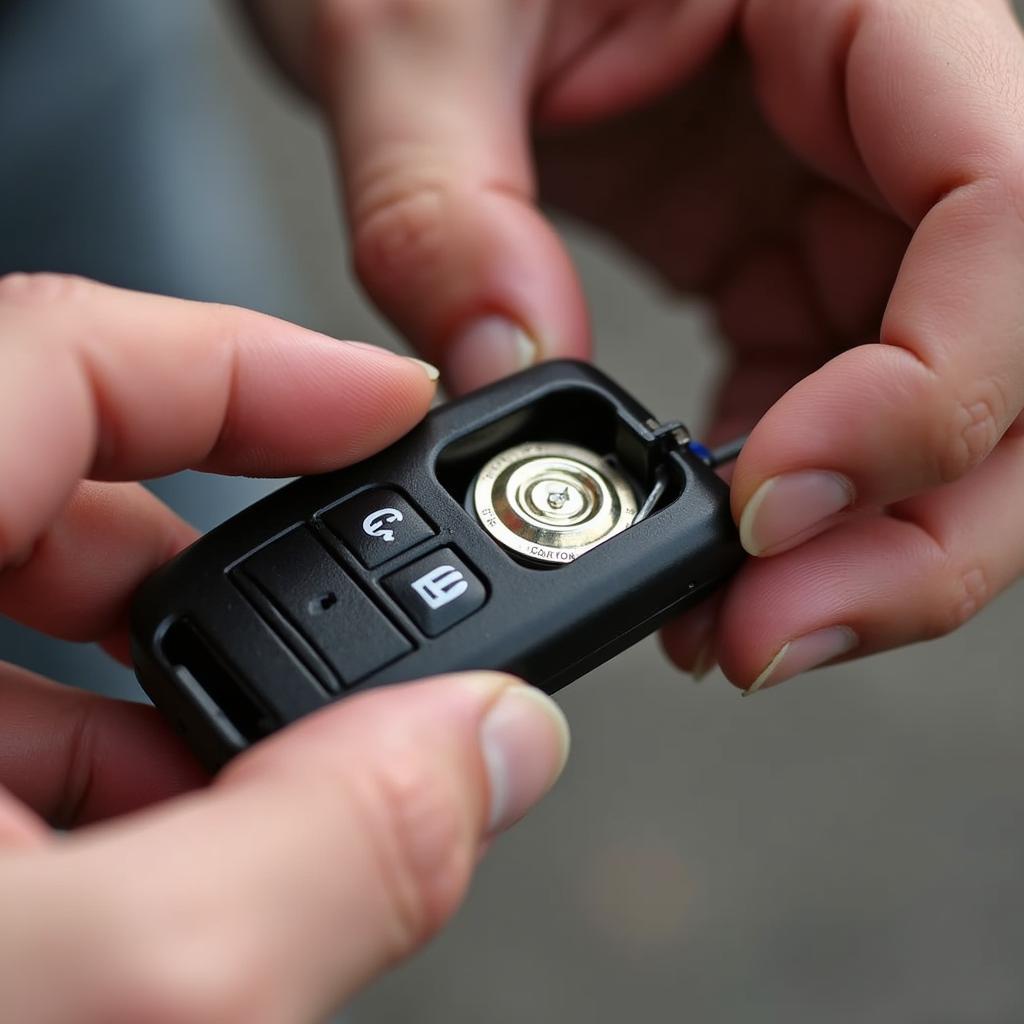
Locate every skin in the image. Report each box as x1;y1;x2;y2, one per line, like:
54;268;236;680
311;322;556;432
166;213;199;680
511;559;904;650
246;0;1024;691
0;274;567;1022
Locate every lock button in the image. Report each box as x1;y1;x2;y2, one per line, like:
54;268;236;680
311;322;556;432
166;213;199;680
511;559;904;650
384;548;487;637
321;488;435;568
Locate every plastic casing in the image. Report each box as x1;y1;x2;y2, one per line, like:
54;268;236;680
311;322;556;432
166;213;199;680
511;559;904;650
131;361;744;769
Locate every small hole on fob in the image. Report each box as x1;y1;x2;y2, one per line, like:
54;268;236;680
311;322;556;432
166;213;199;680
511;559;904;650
309;591;338;615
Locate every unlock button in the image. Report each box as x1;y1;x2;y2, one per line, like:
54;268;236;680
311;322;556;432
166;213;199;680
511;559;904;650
322;488;435;568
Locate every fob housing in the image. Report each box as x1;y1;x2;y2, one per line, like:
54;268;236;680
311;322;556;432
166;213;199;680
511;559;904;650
131;361;744;769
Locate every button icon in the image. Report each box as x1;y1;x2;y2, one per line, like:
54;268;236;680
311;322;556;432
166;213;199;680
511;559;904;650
410;565;468;610
322;489;435;569
384;548;486;636
362;507;404;543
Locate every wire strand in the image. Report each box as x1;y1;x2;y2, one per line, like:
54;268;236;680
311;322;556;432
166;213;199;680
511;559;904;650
708;434;748;468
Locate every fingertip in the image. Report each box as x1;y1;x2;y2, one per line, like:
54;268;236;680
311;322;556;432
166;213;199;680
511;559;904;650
442;316;537;394
398;671;573;812
476;681;570;834
407;358;441;383
691;641;717;683
355;185;591;393
343;341;440;387
240;671;570;840
737;471;856;558
213;334;439;476
659;595;723;682
743;627;860;697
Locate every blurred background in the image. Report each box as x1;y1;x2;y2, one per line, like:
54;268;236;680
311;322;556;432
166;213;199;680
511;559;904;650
1;2;1023;1021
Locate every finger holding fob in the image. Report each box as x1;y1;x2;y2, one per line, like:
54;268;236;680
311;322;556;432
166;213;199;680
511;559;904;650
667;0;1024;692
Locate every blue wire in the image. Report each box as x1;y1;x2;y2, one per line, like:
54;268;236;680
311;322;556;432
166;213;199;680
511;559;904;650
688;441;714;465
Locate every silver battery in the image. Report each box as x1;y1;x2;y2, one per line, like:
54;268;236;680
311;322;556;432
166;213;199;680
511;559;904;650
471;442;639;566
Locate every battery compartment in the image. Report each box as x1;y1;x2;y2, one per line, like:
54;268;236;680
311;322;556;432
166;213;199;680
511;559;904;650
435;386;686;532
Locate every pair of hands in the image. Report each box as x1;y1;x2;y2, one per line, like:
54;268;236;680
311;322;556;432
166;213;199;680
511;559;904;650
4;0;1024;1018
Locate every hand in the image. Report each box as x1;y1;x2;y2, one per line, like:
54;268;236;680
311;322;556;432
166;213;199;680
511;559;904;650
0;274;569;1022
246;0;1024;692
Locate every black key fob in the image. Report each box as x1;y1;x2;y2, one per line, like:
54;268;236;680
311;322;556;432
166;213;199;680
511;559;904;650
131;361;744;770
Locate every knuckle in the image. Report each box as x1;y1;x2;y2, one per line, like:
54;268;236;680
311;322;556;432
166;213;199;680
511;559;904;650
352;173;449;292
936;387;1005;483
359;754;474;954
0;271;94;308
92;944;259;1024
315;0;433;51
926;563;991;639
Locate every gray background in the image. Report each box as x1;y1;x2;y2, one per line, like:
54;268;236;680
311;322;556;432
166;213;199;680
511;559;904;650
1;3;1023;1021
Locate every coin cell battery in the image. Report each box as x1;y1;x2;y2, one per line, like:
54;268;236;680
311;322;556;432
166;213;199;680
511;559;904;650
471;442;639;566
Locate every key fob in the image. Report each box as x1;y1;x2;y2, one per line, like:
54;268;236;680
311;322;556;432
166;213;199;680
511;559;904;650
131;361;744;770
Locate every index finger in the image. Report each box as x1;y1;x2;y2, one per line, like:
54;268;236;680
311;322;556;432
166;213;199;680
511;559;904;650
0;274;436;565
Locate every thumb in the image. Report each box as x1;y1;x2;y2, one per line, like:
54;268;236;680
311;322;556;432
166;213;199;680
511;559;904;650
14;675;568;1023
318;0;589;392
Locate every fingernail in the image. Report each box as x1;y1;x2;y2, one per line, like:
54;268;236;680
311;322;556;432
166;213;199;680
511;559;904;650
683;602;719;683
692;639;717;683
340;340;439;381
740;471;855;557
480;684;570;834
444;316;538;393
744;626;859;696
408;357;440;382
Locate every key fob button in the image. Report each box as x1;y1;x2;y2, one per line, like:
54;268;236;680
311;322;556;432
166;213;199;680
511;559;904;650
237;528;411;686
321;488;435;568
384;548;487;637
